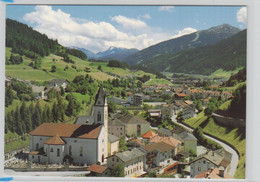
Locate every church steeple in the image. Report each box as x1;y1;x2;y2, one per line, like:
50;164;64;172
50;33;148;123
94;86;107;106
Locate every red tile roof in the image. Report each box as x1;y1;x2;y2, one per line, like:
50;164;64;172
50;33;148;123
44;134;65;145
195;168;233;179
175;93;188;97
142;131;157;139
29;123;102;139
87;164;108;174
29;151;40;155
149;135;181;148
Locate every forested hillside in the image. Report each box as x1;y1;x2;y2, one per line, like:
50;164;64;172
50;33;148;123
138;29;246;75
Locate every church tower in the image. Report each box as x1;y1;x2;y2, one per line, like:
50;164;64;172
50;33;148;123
93;86;108;164
93;86;108;128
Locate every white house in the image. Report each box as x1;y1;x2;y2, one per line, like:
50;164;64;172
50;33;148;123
29;87;108;165
107;148;146;177
190;149;232;178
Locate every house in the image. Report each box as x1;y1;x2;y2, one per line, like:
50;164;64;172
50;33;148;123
49;79;68;89
189;149;232;178
115;113;150;137
157;128;172;137
142;142;178;174
182;106;196;119
161;106;174;120
126;138;144;149
28;87;108;165
173;93;189;100
31;85;46;99
178;131;197;154
107;148;146;177
87;164;111;177
149;135;182;156
108;117;126;138
141;131;157;140
195;167;233;179
147;109;161;118
127;94;143;106
108;96;126;105
108;134;119;156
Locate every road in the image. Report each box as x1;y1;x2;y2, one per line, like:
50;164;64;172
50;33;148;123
171;116;239;177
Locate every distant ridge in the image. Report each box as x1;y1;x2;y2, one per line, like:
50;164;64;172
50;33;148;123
123;24;241;65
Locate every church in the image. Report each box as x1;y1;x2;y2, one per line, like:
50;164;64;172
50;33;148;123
28;87;108;165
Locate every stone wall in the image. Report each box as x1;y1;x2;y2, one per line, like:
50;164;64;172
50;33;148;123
212;113;245;127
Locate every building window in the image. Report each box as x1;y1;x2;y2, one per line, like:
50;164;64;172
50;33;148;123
69;145;72;155
120;133;122;135
198;167;201;171
36;143;39;150
120;128;122;130
203;160;206;164
50;148;53;152
97;111;101;121
112;158;114;161
102;154;104;163
40;138;42;141
74;140;77;143
57;148;60;157
32;156;34;159
80;146;83;156
117;159;119;162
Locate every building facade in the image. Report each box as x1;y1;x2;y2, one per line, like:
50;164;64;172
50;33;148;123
29;87;108;165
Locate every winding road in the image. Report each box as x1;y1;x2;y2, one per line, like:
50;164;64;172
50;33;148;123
171;116;239;177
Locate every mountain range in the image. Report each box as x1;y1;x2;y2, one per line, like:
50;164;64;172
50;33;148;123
122;24;241;65
74;46;139;61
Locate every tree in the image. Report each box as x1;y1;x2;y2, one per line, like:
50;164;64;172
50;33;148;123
204;102;217;116
177;111;184;122
97;65;102;71
65;94;81;117
51;65;56;72
5;87;14;107
52;101;59;122
119;136;128;151
111;164;124;177
108;101;117;113
195;100;203;113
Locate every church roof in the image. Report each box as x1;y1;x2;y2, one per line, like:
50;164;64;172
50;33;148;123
44;134;65;145
29;123;102;139
94;86;107;106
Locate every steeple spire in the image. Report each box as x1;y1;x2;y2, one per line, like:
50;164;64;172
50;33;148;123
94;86;107;106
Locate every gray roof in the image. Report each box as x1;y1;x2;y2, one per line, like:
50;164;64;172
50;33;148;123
108;134;119;143
190;150;224;166
179;131;197;141
75;116;94;125
108;117;126;126
158;127;172;135
116;113;149;125
49;79;68;87
114;148;145;162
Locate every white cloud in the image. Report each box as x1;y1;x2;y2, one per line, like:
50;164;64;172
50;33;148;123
142;14;151;19
171;27;198;39
111;15;147;29
237;7;247;25
158;6;175;12
22;5;196;53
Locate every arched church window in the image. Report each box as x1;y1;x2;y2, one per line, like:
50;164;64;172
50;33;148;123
97;111;101;121
69;145;72;155
57;148;60;157
80;146;83;156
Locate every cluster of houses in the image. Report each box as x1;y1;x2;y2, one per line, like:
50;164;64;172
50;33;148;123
27;87;232;179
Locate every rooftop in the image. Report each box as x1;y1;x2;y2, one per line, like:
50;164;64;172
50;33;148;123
143;141;176;152
113;148;145;162
142;131;157;139
149;135;181;148
29;123;102;139
87;164;108;174
108;134;119;143
44;134;65;145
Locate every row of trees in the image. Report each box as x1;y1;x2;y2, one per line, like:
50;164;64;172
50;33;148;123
107;59;128;69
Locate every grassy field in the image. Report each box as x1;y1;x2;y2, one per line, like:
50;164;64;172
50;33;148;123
5;135;29;153
6;47;160;83
184;111;245;179
144;78;173;85
209;67;243;80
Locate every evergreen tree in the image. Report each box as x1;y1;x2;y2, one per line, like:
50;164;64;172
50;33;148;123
46;107;53;123
15;106;24;135
5;87;14;107
52;101;59;122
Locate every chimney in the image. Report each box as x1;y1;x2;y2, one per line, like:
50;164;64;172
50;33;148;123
219;166;225;178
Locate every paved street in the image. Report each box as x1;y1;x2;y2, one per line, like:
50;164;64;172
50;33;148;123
171;117;239;177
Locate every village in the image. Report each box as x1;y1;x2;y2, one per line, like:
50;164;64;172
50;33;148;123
4;75;235;179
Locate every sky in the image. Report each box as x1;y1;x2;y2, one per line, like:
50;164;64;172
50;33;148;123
6;5;247;53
